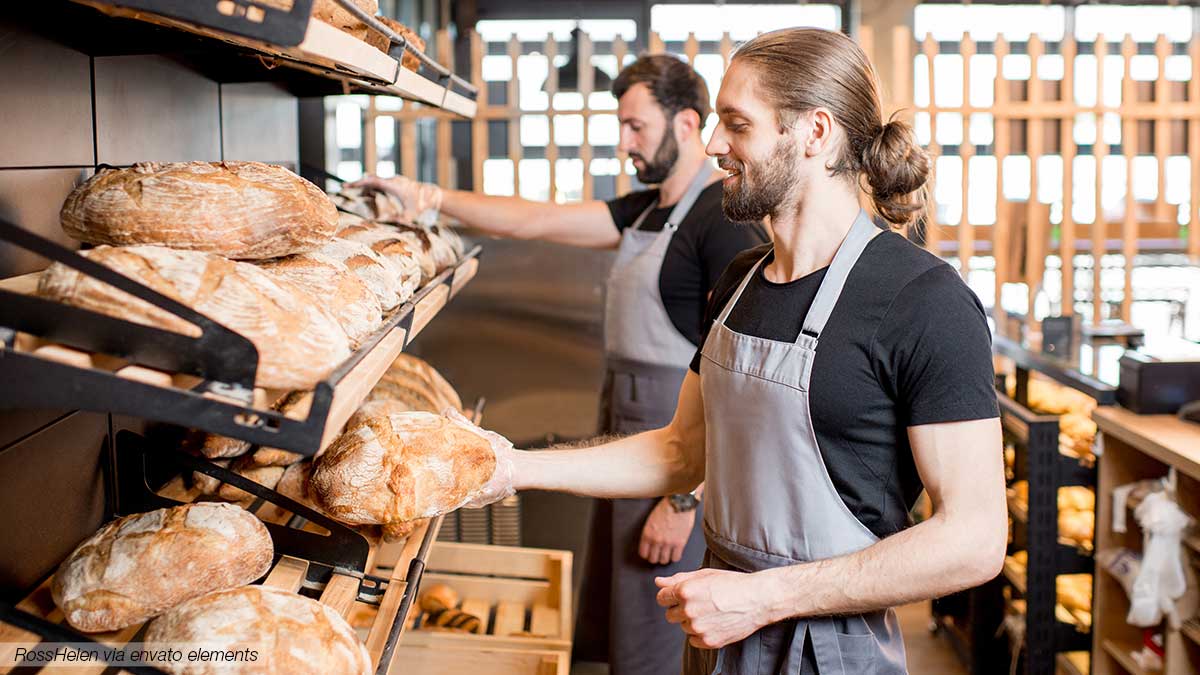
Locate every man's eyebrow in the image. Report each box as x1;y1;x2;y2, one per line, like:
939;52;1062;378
716;104;748;116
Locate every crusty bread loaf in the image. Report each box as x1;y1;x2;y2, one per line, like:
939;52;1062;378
364;17;425;70
258;252;383;347
316;236;416;311
384;353;463;412
217;456;287;502
143;585;371;675
310;410;505;529
312;0;378;40
193;459;231;496
51;503;272;633
37;245;351;390
60;162;337;260
337;219;436;283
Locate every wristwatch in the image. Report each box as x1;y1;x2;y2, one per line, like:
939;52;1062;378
668;492;700;513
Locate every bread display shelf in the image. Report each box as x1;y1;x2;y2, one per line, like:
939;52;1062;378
1100;639;1150;675
0;431;446;675
67;0;477;117
1007;493;1096;560
1056;652;1089;675
0;225;481;457
1000;559;1093;646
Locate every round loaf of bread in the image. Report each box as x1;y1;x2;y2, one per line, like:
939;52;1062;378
258;251;383;347
143;585;371;675
310;410;504;527
60;162;337;260
37;245;352;390
51;503;272;633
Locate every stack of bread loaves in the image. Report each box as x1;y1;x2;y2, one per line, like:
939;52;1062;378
51;502;370;674
39;162;430;389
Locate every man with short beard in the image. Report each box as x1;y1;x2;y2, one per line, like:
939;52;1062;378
355;54;766;675
460;28;1007;674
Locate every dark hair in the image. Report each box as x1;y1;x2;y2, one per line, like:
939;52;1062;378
733;28;931;227
612;54;712;128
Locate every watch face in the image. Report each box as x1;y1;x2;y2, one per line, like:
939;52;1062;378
670;494;699;512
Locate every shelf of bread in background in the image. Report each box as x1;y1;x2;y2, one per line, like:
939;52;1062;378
1007;480;1096;553
67;0;477;117
1004;376;1100;468
0;161;478;458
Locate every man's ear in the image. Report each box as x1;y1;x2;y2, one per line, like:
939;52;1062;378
673;108;702;141
804;108;836;158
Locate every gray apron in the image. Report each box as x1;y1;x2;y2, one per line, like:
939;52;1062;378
682;211;907;675
575;167;714;675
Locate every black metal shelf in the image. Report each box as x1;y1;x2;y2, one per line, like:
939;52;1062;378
0;428;440;675
0;217;481;457
8;0;478;116
993;333;1118;406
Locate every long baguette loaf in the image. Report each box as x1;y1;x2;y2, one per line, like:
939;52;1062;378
309;409;505;529
60;162;337;259
37;245;351;390
258;251;383;347
51;503;272;633
143;585;371;675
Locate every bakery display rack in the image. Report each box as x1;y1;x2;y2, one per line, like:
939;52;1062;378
18;0;477;117
997;338;1112;675
0;429;443;675
0;217;480;459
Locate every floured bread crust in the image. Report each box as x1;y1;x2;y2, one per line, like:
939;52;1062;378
143;585;371;675
60;162;337;260
316;237;416;311
309;410;505;529
257;251;383;347
51;503;272;633
37;245;351;390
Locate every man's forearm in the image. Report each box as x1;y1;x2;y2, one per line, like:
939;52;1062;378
753;510;1005;621
512;428;703;499
441;190;617;248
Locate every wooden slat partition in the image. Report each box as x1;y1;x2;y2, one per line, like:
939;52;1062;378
360;26;1200;330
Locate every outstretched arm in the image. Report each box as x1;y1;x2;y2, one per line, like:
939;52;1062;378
656;416;1006;649
353;175;621;249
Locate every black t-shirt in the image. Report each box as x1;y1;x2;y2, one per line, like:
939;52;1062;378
607;183;769;345
690;232;1000;539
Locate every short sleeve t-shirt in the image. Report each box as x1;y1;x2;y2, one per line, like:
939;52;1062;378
691;231;1000;538
606;182;769;345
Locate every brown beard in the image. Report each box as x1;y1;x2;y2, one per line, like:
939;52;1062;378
630;120;679;185
721;136;800;224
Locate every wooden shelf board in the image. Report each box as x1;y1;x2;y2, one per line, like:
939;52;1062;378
1102;639;1149;675
1093;406;1200;481
1183;619;1200;647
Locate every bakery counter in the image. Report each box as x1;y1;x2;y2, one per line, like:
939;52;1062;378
0;230;480;458
1091;406;1200;675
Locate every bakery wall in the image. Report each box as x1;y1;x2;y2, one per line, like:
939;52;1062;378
0;18;299;600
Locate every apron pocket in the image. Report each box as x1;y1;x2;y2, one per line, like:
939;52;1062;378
835;632;878;675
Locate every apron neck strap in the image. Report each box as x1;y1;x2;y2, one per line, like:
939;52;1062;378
714;252;770;326
798;210;881;341
631;163;713;232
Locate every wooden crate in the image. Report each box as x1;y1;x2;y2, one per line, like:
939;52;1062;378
400;542;573;653
389;644;568;675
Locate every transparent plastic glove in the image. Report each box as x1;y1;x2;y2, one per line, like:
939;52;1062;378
443;408;516;509
348;175;443;226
